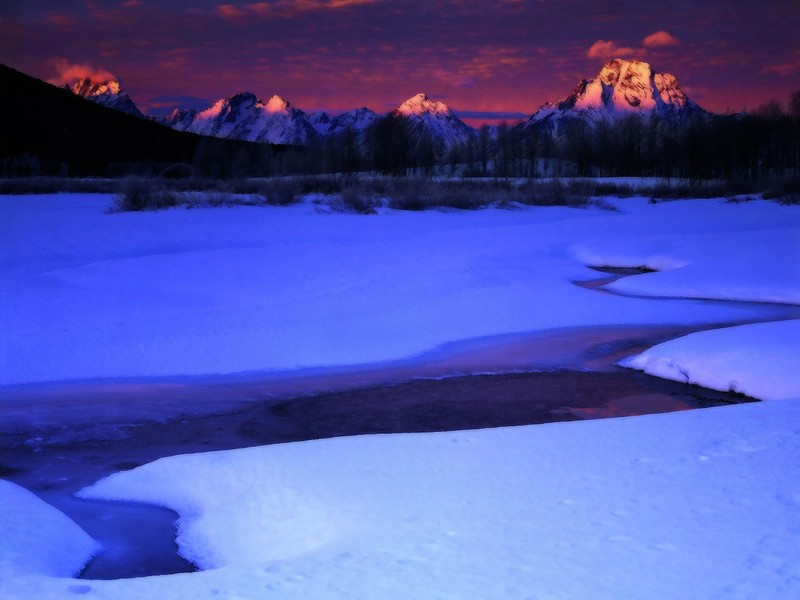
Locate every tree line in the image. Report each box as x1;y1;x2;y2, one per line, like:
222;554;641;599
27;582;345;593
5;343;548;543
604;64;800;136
2;60;797;182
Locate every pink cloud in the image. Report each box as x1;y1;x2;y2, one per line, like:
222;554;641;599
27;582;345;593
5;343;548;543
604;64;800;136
220;0;375;19
643;30;679;48
587;40;636;59
216;4;247;19
761;61;800;76
45;13;76;26
46;59;116;85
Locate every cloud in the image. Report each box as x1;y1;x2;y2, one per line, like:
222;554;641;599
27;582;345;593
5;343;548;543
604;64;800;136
46;58;116;85
587;40;636;59
218;0;375;19
761;61;800;76
588;31;678;61
643;30;679;48
434;69;478;89
217;4;247;19
45;12;75;26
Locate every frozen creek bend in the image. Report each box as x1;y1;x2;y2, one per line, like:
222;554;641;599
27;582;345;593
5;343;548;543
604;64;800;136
1;270;798;579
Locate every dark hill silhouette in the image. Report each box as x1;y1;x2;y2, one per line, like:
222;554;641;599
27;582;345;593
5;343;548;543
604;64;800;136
0;64;286;177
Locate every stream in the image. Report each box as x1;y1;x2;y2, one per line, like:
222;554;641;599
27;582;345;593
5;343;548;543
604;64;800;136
1;267;798;580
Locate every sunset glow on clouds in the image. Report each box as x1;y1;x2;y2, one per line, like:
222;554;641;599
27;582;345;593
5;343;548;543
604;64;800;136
643;30;680;48
2;0;798;122
217;0;377;19
46;58;116;86
588;31;680;60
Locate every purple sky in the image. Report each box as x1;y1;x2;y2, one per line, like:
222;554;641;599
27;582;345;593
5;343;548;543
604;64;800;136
2;0;799;125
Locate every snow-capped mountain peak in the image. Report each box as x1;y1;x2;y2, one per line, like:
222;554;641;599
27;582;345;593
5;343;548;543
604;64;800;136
64;76;143;117
265;95;290;114
308;111;332;134
529;58;701;128
69;77;122;97
396;93;452;117
392;93;475;148
163;92;317;145
309;107;377;137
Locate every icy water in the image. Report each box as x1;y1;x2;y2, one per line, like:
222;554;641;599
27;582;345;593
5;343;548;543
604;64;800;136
1;268;798;580
1;363;761;579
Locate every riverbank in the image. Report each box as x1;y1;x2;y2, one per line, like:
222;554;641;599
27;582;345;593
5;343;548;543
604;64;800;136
0;320;764;580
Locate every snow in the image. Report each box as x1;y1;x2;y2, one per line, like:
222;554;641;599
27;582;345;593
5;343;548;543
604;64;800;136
309;108;377;136
396;92;452;116
265;95;289;113
620;320;800;400
0;480;97;579
534;58;696;124
8;398;789;598
1;195;798;387
394;93;475;146
1;192;799;599
169;93;317;145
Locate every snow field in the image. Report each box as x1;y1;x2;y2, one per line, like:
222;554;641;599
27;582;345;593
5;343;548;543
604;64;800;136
30;397;800;599
1;194;797;386
1;192;799;598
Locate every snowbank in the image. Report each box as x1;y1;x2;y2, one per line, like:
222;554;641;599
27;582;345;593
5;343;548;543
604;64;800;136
1;194;798;386
54;399;798;598
0;480;97;578
620;319;800;401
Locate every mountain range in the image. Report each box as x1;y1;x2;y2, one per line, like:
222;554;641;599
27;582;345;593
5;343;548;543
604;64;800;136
0;64;285;178
61;59;702;148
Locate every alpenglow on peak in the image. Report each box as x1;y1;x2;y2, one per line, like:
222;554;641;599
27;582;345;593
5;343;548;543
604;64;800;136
529;58;701;127
64;76;144;117
396;93;453;117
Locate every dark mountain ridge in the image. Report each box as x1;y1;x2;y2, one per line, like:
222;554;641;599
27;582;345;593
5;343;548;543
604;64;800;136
0;64;286;177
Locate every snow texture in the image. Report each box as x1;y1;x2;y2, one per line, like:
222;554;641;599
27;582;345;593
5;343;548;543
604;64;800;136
393;92;476;147
620;320;800;400
1;194;798;386
529;58;702;130
0;480;97;579
63;397;800;598
308;108;377;136
162;92;318;145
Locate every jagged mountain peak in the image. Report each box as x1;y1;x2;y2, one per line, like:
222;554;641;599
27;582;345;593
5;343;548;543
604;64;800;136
165;91;316;145
391;93;474;148
67;77;122;97
530;58;699;127
64;76;143;118
265;94;291;113
396;93;452;117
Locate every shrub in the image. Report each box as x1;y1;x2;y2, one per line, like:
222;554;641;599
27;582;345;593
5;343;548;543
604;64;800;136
109;178;183;212
160;163;193;180
260;178;301;206
339;183;379;214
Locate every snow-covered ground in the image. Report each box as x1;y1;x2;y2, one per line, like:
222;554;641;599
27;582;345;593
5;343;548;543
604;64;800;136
4;389;800;599
621;320;800;401
0;480;98;580
1;193;799;598
1;194;797;386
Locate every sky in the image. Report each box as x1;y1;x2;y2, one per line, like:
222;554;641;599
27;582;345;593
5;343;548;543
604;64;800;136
2;0;799;126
